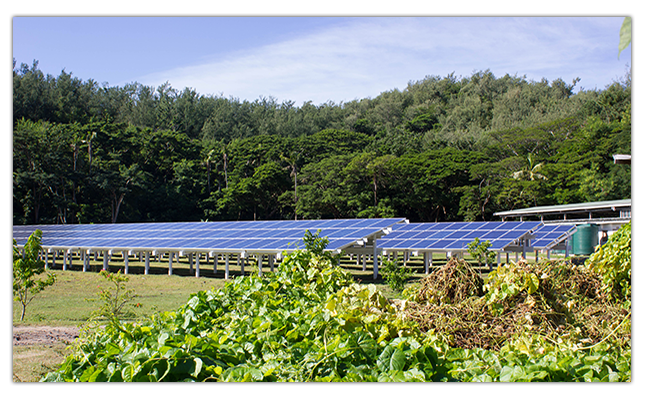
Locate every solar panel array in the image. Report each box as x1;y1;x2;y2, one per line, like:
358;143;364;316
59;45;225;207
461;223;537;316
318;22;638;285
530;224;576;249
13;218;406;253
377;221;542;251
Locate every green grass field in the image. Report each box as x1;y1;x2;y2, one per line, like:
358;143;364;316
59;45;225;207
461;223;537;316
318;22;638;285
14;247;556;326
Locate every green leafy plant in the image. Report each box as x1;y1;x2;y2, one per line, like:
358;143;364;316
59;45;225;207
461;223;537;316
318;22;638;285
87;270;138;324
42;232;630;382
380;258;412;293
483;260;540;316
586;222;631;300
13;230;56;321
467;238;496;269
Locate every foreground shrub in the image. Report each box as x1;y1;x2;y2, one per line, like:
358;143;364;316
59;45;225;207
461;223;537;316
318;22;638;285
586;222;631;301
42;232;631;382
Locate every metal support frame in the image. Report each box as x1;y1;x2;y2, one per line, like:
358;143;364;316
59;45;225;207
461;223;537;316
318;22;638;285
372;238;379;280
124;251;129;274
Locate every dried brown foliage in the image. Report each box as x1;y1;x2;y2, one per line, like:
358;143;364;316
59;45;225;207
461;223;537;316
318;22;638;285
403;259;630;351
414;258;484;305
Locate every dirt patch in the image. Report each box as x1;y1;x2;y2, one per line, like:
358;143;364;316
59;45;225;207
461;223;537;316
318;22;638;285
13;326;80;346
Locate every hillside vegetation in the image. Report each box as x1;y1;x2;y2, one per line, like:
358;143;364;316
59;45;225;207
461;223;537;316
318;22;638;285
13;60;630;225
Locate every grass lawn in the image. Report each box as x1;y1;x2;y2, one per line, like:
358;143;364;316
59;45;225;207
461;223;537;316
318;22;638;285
14;250;506;325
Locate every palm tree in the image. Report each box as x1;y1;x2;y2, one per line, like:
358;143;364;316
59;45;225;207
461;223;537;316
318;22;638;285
512;154;547;181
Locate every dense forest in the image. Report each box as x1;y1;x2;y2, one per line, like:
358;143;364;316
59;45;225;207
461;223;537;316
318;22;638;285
12;59;631;226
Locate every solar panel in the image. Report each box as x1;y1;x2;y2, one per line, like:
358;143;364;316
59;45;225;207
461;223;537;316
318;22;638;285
378;221;541;251
531;224;576;249
13;218;406;254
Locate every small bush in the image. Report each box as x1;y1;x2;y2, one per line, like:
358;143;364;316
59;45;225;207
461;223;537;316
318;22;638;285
380;258;412;293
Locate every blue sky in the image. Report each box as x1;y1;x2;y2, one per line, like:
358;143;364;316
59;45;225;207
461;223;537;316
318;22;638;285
12;15;631;106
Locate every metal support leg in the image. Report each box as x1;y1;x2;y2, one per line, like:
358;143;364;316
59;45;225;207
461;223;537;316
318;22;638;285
168;252;173;275
373;239;379;280
195;253;200;277
145;252;150;275
258;254;263;277
124;251;129;274
424;252;431;274
225;254;230;280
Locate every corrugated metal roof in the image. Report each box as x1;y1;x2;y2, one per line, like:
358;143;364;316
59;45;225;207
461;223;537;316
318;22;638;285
493;199;631;218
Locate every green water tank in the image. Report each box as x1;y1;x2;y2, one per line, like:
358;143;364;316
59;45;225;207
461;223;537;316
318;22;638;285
571;224;599;255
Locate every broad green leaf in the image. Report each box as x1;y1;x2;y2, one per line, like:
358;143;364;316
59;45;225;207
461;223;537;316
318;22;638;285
526;273;539;294
619;17;631;58
377;345;406;372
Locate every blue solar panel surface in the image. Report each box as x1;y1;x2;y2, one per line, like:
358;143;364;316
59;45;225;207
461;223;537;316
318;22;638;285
13;218;405;252
530;224;576;249
378;221;542;251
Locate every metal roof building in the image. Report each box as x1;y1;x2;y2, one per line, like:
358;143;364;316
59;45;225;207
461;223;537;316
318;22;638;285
493;199;631;232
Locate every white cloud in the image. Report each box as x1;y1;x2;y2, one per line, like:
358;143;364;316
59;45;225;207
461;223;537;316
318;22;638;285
136;17;629;105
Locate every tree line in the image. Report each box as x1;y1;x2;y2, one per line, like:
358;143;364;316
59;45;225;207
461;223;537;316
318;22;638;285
13;59;631;225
